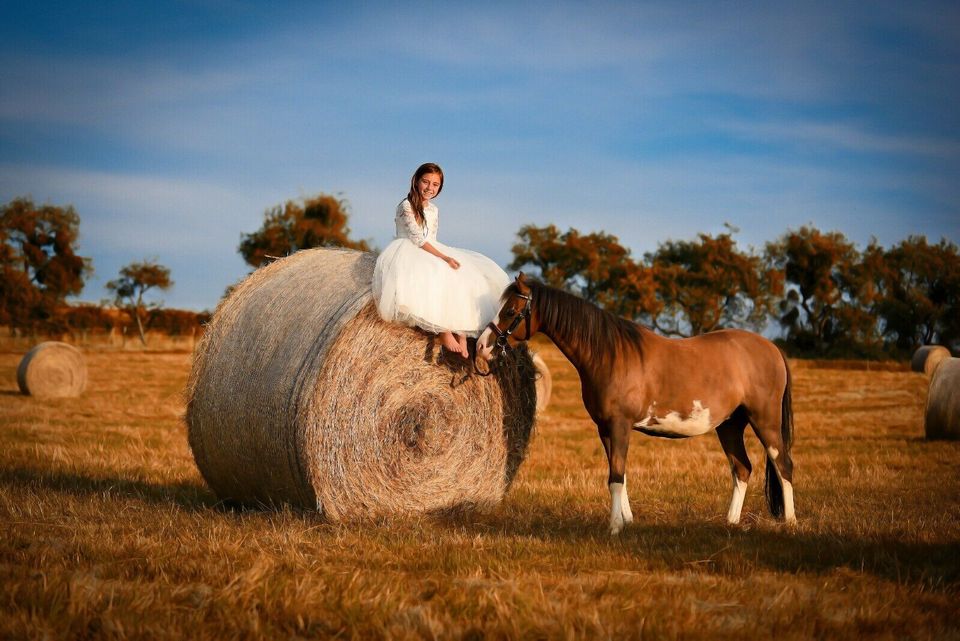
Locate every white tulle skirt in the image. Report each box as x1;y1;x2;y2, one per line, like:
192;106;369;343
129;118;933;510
372;239;510;337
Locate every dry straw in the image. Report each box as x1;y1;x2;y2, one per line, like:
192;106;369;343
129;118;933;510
911;345;951;376
925;357;960;440
17;341;87;398
531;352;552;414
185;248;537;519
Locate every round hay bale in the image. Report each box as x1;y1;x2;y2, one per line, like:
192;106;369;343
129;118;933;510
185;248;537;519
911;345;951;376
925;357;960;440
531;352;552;414
17;341;87;398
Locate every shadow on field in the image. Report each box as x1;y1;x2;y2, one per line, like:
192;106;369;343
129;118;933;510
0;465;219;511
438;502;960;588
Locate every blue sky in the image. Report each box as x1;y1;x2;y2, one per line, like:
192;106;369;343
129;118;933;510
2;1;958;310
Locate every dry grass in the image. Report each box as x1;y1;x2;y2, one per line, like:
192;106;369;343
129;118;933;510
1;337;958;640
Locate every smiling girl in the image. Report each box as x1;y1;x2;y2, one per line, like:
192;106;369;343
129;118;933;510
372;163;509;357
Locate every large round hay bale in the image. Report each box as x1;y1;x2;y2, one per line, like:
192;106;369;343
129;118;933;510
925;357;960;440
185;248;537;519
531;352;552;414
17;341;87;398
911;345;951;376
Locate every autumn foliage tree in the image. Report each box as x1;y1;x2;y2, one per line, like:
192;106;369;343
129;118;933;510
238;194;370;269
647;231;781;337
509;225;658;320
864;236;960;350
106;260;172;346
0;197;91;333
763;226;873;353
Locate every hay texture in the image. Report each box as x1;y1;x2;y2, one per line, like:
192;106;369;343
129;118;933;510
186;248;537;518
925;357;960;440
17;341;87;398
912;345;951;376
531;352;552;414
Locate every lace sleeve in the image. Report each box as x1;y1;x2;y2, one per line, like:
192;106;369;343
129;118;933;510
397;201;427;247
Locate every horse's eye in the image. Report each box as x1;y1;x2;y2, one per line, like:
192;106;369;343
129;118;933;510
504;309;516;317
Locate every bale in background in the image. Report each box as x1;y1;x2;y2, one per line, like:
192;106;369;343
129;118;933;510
186;248;537;519
17;342;87;398
911;345;951;376
925;357;960;440
531;352;552;414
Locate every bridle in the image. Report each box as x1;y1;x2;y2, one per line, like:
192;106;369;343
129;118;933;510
485;293;533;360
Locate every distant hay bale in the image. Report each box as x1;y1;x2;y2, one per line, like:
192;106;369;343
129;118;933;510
185;248;537;519
911;345;951;376
17;341;87;398
531;352;552;414
925;357;960;440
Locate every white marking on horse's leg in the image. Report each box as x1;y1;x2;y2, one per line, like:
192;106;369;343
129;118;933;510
726;471;748;524
768;453;797;525
782;479;796;524
609;482;625;535
767;446;779;460
620;476;633;524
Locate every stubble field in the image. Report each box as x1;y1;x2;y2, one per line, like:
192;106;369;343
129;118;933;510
1;337;958;640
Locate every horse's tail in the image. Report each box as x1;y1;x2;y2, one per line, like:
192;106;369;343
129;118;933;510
765;351;793;519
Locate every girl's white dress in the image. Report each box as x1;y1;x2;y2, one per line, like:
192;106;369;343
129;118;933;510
373;199;509;337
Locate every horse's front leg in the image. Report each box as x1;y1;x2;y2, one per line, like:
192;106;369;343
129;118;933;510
604;418;633;535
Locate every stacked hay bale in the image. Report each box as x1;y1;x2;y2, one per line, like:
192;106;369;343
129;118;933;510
531;352;552;414
925;357;960;440
185;248;537;519
17;342;87;398
912;345;951;377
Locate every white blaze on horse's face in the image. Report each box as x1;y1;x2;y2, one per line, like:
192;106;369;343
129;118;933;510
476;325;495;361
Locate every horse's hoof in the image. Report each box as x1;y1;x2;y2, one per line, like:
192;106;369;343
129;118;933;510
609;522;623;536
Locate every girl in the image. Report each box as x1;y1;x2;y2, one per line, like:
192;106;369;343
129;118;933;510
373;163;510;357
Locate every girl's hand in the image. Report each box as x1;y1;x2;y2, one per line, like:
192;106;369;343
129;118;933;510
445;256;460;270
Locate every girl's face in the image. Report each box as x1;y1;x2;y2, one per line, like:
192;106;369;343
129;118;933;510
417;172;442;201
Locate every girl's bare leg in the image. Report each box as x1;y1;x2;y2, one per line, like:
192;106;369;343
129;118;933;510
457;333;469;357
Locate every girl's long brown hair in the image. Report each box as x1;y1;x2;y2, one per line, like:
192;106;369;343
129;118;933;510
405;162;444;226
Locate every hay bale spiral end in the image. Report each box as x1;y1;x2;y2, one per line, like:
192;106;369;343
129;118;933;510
185;248;537;519
17;341;87;398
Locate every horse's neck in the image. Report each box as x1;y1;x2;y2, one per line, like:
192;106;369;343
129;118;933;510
536;288;625;381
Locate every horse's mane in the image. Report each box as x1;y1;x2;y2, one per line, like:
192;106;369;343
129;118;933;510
506;279;645;366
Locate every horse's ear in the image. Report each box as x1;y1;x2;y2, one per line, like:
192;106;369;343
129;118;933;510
516;272;531;294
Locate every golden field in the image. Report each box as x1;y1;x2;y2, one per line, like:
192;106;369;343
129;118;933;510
1;337;958;640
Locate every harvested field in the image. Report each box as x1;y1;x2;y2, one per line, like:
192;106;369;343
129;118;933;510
1;338;958;640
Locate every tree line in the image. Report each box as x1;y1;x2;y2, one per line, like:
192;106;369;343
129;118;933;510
4;193;957;357
508;224;959;358
1;197;189;344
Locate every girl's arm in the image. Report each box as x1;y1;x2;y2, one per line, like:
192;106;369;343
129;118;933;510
398;202;459;269
420;242;459;269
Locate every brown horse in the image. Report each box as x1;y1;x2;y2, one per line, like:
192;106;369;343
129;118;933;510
477;274;795;535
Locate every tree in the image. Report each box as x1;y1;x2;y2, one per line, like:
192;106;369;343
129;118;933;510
509;224;659;320
0;197;91;333
238;194;370;268
106;260;172;346
867;236;960;351
647;231;781;337
764;226;871;353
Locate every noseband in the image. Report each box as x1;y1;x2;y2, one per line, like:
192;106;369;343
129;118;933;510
486;293;532;359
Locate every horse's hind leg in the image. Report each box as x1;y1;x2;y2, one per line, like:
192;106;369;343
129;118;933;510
747;408;796;524
716;407;752;524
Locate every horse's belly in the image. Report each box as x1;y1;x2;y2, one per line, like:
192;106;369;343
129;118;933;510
632;399;724;438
